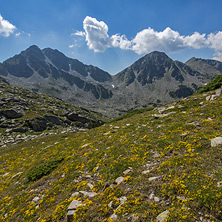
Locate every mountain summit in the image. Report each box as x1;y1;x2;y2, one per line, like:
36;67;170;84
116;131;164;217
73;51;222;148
112;51;217;110
0;46;220;116
0;45;113;108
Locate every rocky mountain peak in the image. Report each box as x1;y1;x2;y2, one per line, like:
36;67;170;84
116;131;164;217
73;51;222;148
0;45;221;117
135;51;172;67
144;51;170;60
21;45;44;59
115;51;175;86
25;44;41;52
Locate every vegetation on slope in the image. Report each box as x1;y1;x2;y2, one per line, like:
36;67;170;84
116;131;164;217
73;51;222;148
199;74;222;93
0;89;222;221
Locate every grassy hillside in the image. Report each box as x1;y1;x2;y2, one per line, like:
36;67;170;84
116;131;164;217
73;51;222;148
0;79;108;147
0;88;222;221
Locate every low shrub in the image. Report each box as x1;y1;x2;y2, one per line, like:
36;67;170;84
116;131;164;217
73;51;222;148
27;156;64;181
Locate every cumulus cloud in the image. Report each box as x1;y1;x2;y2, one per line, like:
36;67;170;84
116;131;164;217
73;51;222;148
184;32;207;49
111;34;132;50
131;27;185;54
82;16;112;52
74;16;222;61
0;14;16;37
207;31;222;61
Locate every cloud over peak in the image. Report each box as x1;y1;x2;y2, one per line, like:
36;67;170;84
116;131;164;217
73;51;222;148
0;14;16;37
74;16;222;61
82;16;111;52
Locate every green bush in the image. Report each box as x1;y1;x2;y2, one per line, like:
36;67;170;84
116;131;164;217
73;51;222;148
27;156;64;181
199;74;222;93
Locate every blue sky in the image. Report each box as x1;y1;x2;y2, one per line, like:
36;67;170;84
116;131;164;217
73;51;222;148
0;0;222;74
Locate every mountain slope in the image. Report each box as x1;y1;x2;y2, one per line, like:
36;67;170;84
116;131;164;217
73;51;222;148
0;86;221;221
0;78;107;147
0;45;113;108
111;51;211;110
0;47;221;116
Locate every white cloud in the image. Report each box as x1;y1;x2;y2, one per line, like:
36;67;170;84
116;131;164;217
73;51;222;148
69;44;74;48
0;14;16;37
75;16;222;61
111;34;131;50
213;53;222;62
131;27;185;54
184;32;207;49
207;31;222;61
207;31;222;50
82;16;111;52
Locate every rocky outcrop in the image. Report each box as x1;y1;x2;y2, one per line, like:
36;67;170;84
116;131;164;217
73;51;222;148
67;113;94;123
0;80;105;146
0;108;25;119
26;118;48;132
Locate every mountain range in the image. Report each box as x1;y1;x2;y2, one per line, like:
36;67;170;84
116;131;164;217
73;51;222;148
0;45;221;116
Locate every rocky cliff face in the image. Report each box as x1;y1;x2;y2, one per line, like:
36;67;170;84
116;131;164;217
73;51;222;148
0;46;221;116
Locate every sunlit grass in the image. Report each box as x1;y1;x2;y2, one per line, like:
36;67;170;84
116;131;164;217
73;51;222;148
0;89;222;221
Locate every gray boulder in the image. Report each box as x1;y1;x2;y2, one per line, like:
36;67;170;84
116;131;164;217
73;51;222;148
67;113;92;123
27;118;48;132
1;108;25;119
156;210;169;222
44;115;63;125
211;137;222;147
10;127;27;133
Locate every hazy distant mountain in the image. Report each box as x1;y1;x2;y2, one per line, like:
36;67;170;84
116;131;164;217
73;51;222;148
0;46;220;116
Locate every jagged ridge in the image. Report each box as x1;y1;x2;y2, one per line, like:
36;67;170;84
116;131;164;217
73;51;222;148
0;46;222;116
